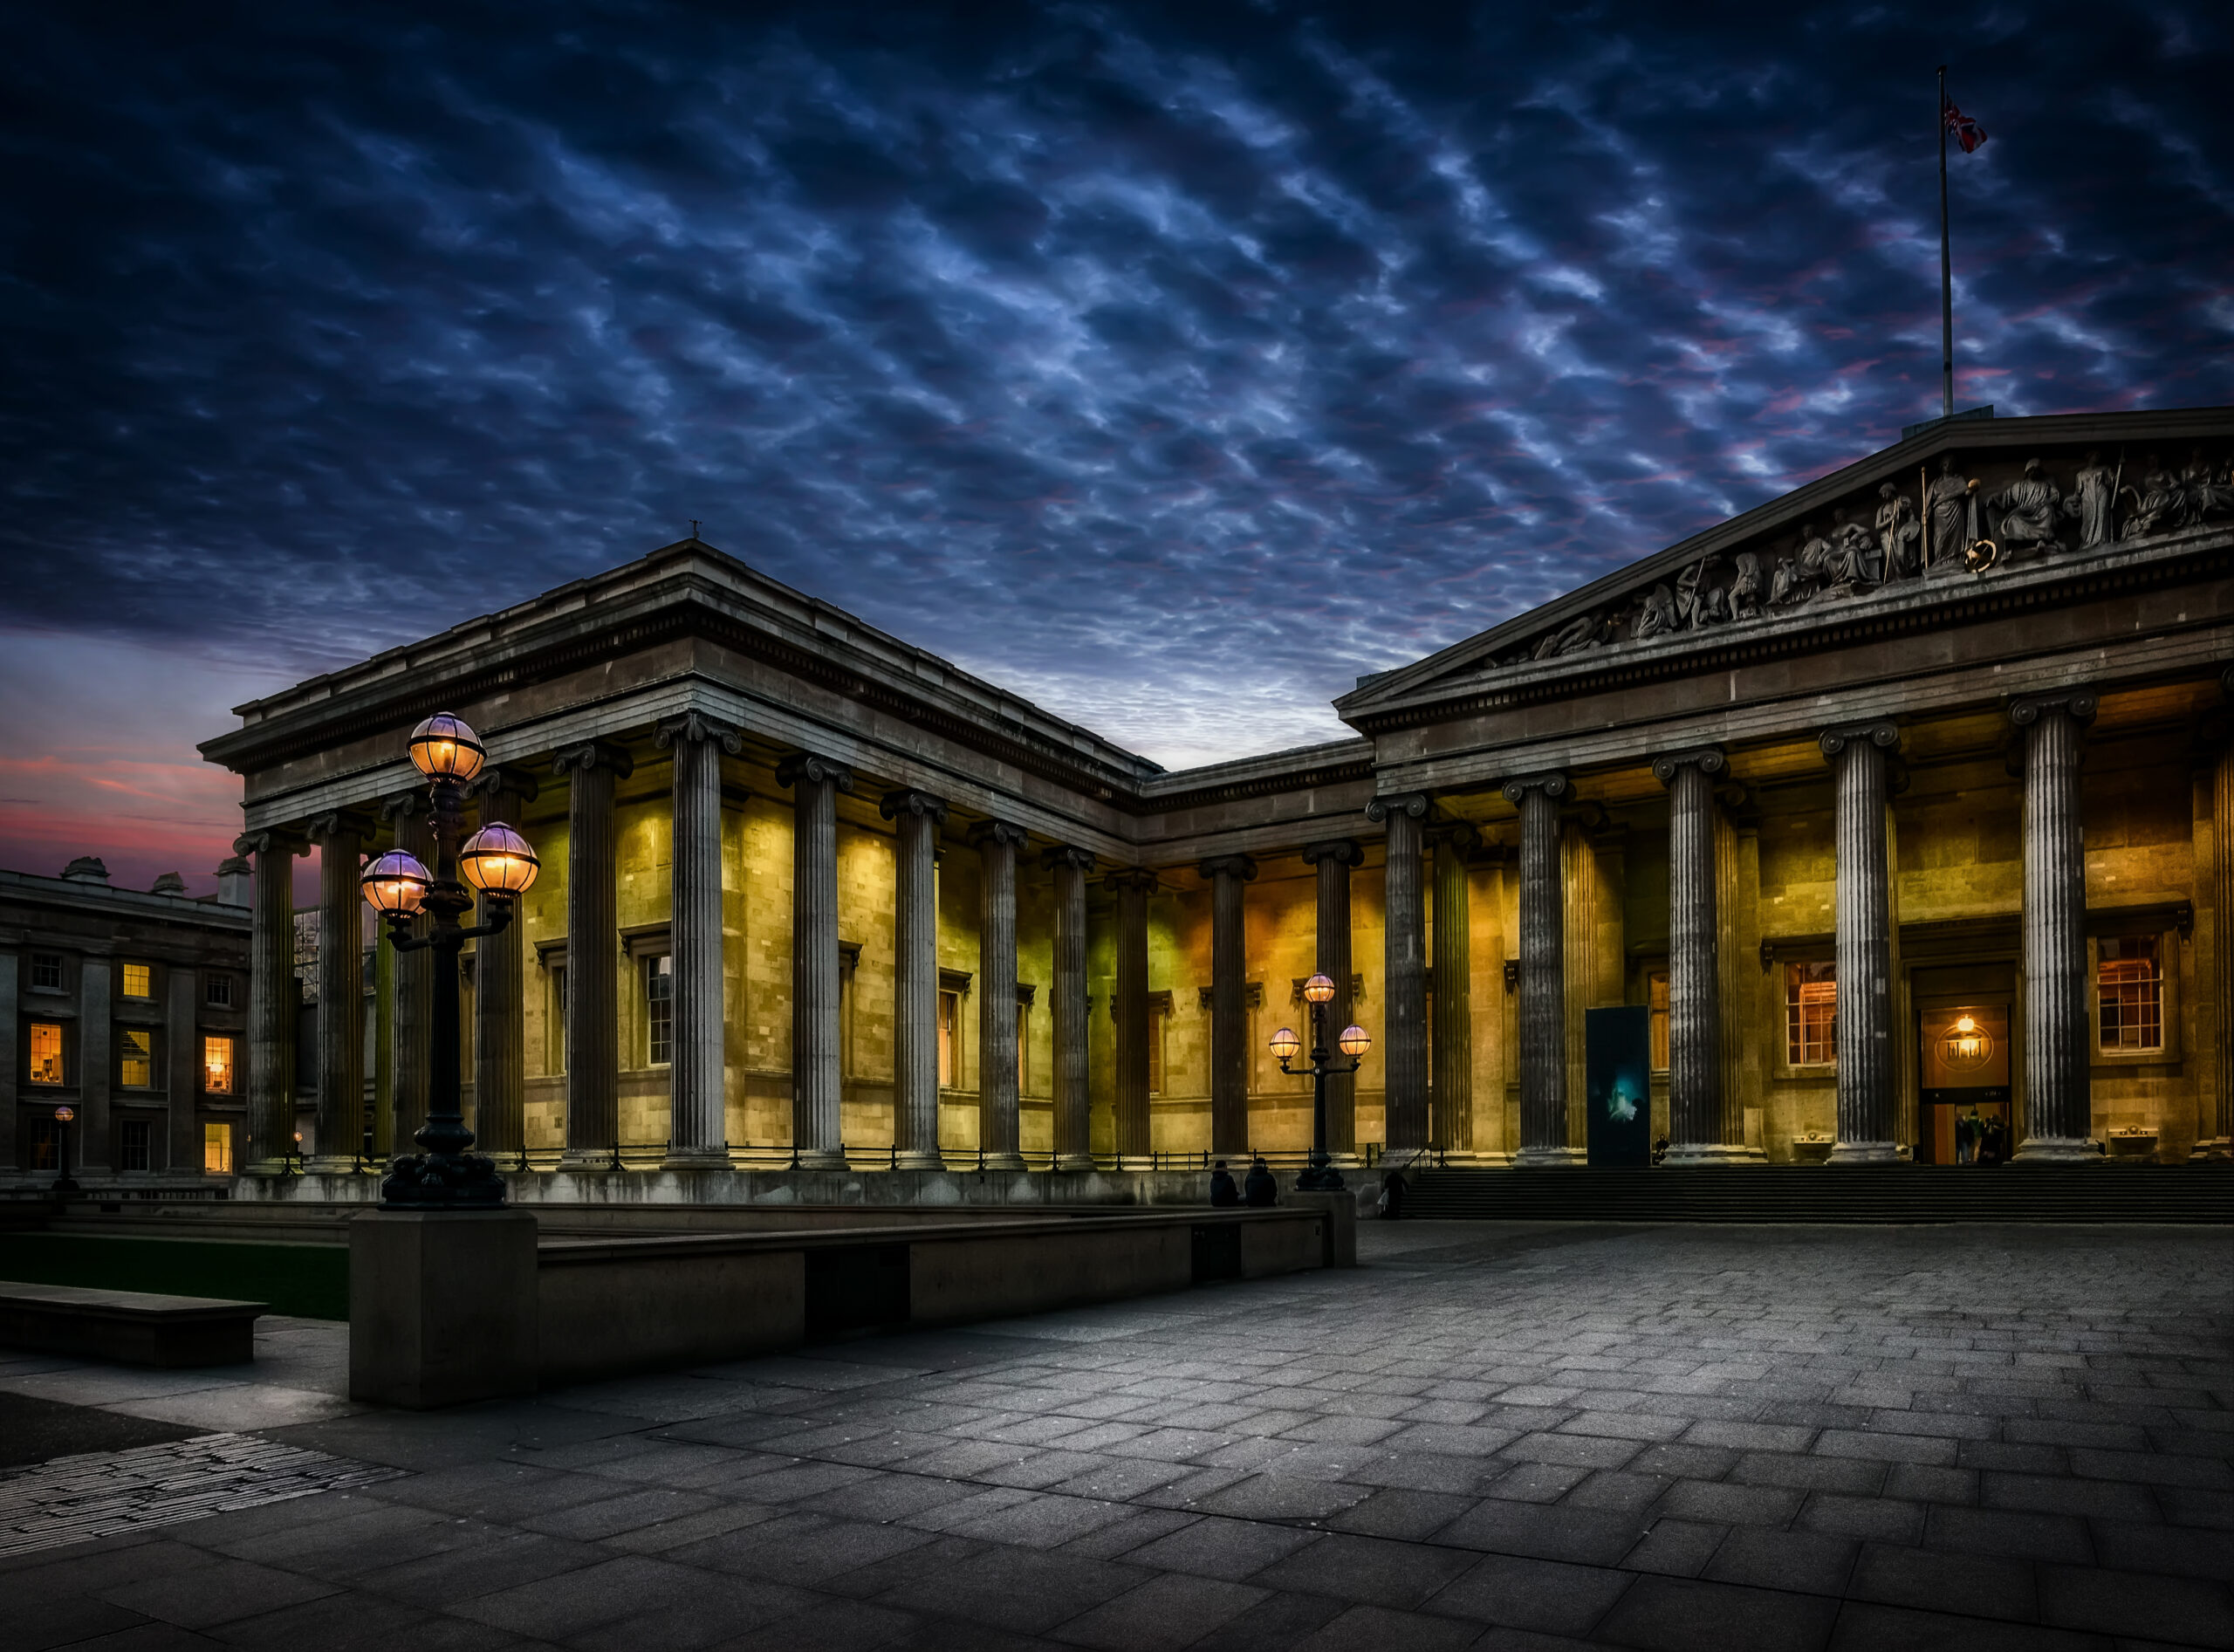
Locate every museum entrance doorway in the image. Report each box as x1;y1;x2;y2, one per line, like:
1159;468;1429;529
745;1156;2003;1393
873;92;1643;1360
1916;999;2012;1165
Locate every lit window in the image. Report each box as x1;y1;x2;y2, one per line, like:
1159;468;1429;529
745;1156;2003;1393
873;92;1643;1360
203;1121;234;1175
120;1120;152;1172
204;1036;235;1095
1785;963;1836;1066
120;1029;154;1088
2099;936;2162;1052
1648;970;1670;1073
938;991;961;1087
122;963;152;998
29;1023;64;1085
644;954;674;1066
205;974;232;1007
1148;1003;1168;1096
31;953;63;991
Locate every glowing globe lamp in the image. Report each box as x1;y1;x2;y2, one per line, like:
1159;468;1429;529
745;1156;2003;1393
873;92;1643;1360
360;849;431;915
459;822;539;896
1268;1025;1300;1061
408;713;486;783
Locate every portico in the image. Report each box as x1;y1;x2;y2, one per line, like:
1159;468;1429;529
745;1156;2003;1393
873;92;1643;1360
196;407;2234;1179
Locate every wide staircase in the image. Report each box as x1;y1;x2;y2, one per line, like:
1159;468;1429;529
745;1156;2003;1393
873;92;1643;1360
1402;1163;2234;1224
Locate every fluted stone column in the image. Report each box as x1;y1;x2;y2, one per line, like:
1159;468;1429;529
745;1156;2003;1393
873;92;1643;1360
1655;749;1741;1162
883;791;949;1169
1299;840;1363;1162
973;819;1030;1170
379;794;432;1160
657;716;739;1168
1430;823;1477;1154
554;740;631;1169
1200;853;1256;1157
1109;869;1156;1165
469;768;536;1162
778;753;853;1169
1820;723;1899;1162
305;812;368;1171
1503;775;1580;1165
2210;675;2234;1159
239;827;305;1172
2012;693;2100;1159
1047;847;1096;1169
1368;796;1431;1156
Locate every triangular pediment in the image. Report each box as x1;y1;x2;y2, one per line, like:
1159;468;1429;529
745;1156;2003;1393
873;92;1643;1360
1338;407;2234;727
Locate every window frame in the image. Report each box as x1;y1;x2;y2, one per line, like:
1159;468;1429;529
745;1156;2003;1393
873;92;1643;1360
118;1027;157;1090
121;961;154;1000
203;1034;236;1096
27;1020;67;1086
119;1118;154;1173
1647;968;1670;1074
203;1121;234;1175
204;972;233;1008
30;952;65;992
1785;961;1838;1069
2094;932;2166;1057
643;952;675;1068
937;990;962;1089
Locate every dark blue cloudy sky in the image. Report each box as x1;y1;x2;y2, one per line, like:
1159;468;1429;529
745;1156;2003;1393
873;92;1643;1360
3;1;2231;887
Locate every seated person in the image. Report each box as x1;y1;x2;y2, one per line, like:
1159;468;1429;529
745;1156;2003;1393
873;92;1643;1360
1242;1155;1278;1207
1208;1159;1240;1207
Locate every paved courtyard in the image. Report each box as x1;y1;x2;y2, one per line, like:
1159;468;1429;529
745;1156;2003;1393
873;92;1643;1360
6;1220;2231;1651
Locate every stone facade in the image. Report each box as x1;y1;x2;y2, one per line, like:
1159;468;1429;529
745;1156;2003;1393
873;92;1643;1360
201;408;2234;1173
2;860;252;1182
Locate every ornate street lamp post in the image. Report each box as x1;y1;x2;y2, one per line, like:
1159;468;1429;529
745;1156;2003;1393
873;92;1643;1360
360;713;540;1208
51;1105;78;1194
1268;972;1370;1192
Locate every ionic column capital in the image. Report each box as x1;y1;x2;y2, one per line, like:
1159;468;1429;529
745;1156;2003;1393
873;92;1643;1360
305;809;374;846
775;751;853;792
1819;721;1899;761
2009;690;2098;728
1429;820;1481;854
552;739;634;780
1105;867;1159;895
968;818;1031;850
233;827;306;859
1299;838;1363;868
1198;853;1257;882
1500;772;1569;804
1364;792;1431;824
1043;844;1097;874
377;791;428;826
469;765;541;805
880;788;949;824
1651;747;1727;786
654;711;744;754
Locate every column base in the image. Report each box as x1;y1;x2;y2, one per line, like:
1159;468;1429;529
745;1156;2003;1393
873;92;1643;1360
1826;1141;1902;1164
1512;1146;1586;1169
1661;1142;1765;1166
661;1148;731;1171
978;1152;1028;1172
2189;1137;2232;1162
892;1149;946;1171
2011;1136;2101;1162
1053;1154;1097;1172
1117;1155;1156;1172
792;1148;849;1170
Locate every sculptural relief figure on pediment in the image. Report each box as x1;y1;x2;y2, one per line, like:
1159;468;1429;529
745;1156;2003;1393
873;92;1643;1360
1633;583;1679;641
1924;455;1977;575
1986;457;2064;559
1533;609;1607;660
1817;508;1881;598
1874;482;1921;579
2120;456;2183;539
2181;449;2234;520
1675;556;1729;628
1727;552;1764;619
2064;449;2119;550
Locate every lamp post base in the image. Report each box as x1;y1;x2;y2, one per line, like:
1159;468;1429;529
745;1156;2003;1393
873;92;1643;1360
380;1150;507;1209
1294;1154;1347;1193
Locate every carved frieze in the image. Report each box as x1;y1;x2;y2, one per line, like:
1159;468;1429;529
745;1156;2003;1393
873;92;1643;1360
1497;444;2234;669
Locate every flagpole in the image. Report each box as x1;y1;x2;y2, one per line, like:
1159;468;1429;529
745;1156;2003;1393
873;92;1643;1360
1938;64;1953;420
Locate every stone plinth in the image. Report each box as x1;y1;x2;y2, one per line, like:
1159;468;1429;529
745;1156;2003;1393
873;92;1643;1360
349;1209;538;1409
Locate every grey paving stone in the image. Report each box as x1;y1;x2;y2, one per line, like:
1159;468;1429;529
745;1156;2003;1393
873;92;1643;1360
1922;1505;2094;1566
1595;1573;1840;1651
1846;1541;2037;1623
1796;1494;1924;1545
1687;1422;1819;1455
1288;1601;1484;1651
1877;1464;1977;1506
2088;1518;2234;1582
1249;1532;1477;1609
2035;1563;2234;1648
1480;1461;1595;1505
1323;1489;1477;1541
1046;1571;1266;1651
1196;1474;1373;1522
1731;1453;1888;1496
1980;1471;2162;1523
712;1596;919;1651
668;1511;937;1583
1702;1527;1858;1597
1432;1499;1642;1566
1424;1550;1632;1633
96;1560;339;1632
200;1590;504;1652
449;1553;806;1642
1622;1518;1729;1579
1109;1513;1321;1580
351;1531;610;1607
867;1545;1151;1635
1823;1601;2107;1650
1657;1480;1804;1529
1813;1431;1957;1468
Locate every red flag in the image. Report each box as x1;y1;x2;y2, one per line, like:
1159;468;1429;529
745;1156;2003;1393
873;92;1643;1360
1943;99;1988;154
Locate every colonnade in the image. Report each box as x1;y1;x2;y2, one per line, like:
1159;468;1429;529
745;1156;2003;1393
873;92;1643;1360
240;695;2114;1173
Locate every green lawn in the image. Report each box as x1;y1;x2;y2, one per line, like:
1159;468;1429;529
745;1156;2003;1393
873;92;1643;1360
0;1233;348;1319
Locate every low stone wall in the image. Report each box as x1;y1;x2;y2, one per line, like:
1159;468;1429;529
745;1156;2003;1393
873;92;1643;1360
353;1205;1336;1406
235;1165;1228;1209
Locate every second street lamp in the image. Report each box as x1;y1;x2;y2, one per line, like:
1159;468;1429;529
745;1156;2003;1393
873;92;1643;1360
361;712;539;1208
1269;971;1370;1192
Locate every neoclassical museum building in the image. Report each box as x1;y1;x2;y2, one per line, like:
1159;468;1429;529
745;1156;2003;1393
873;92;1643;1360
195;406;2234;1180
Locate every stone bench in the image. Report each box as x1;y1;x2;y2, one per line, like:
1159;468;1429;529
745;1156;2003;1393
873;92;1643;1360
0;1280;264;1368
